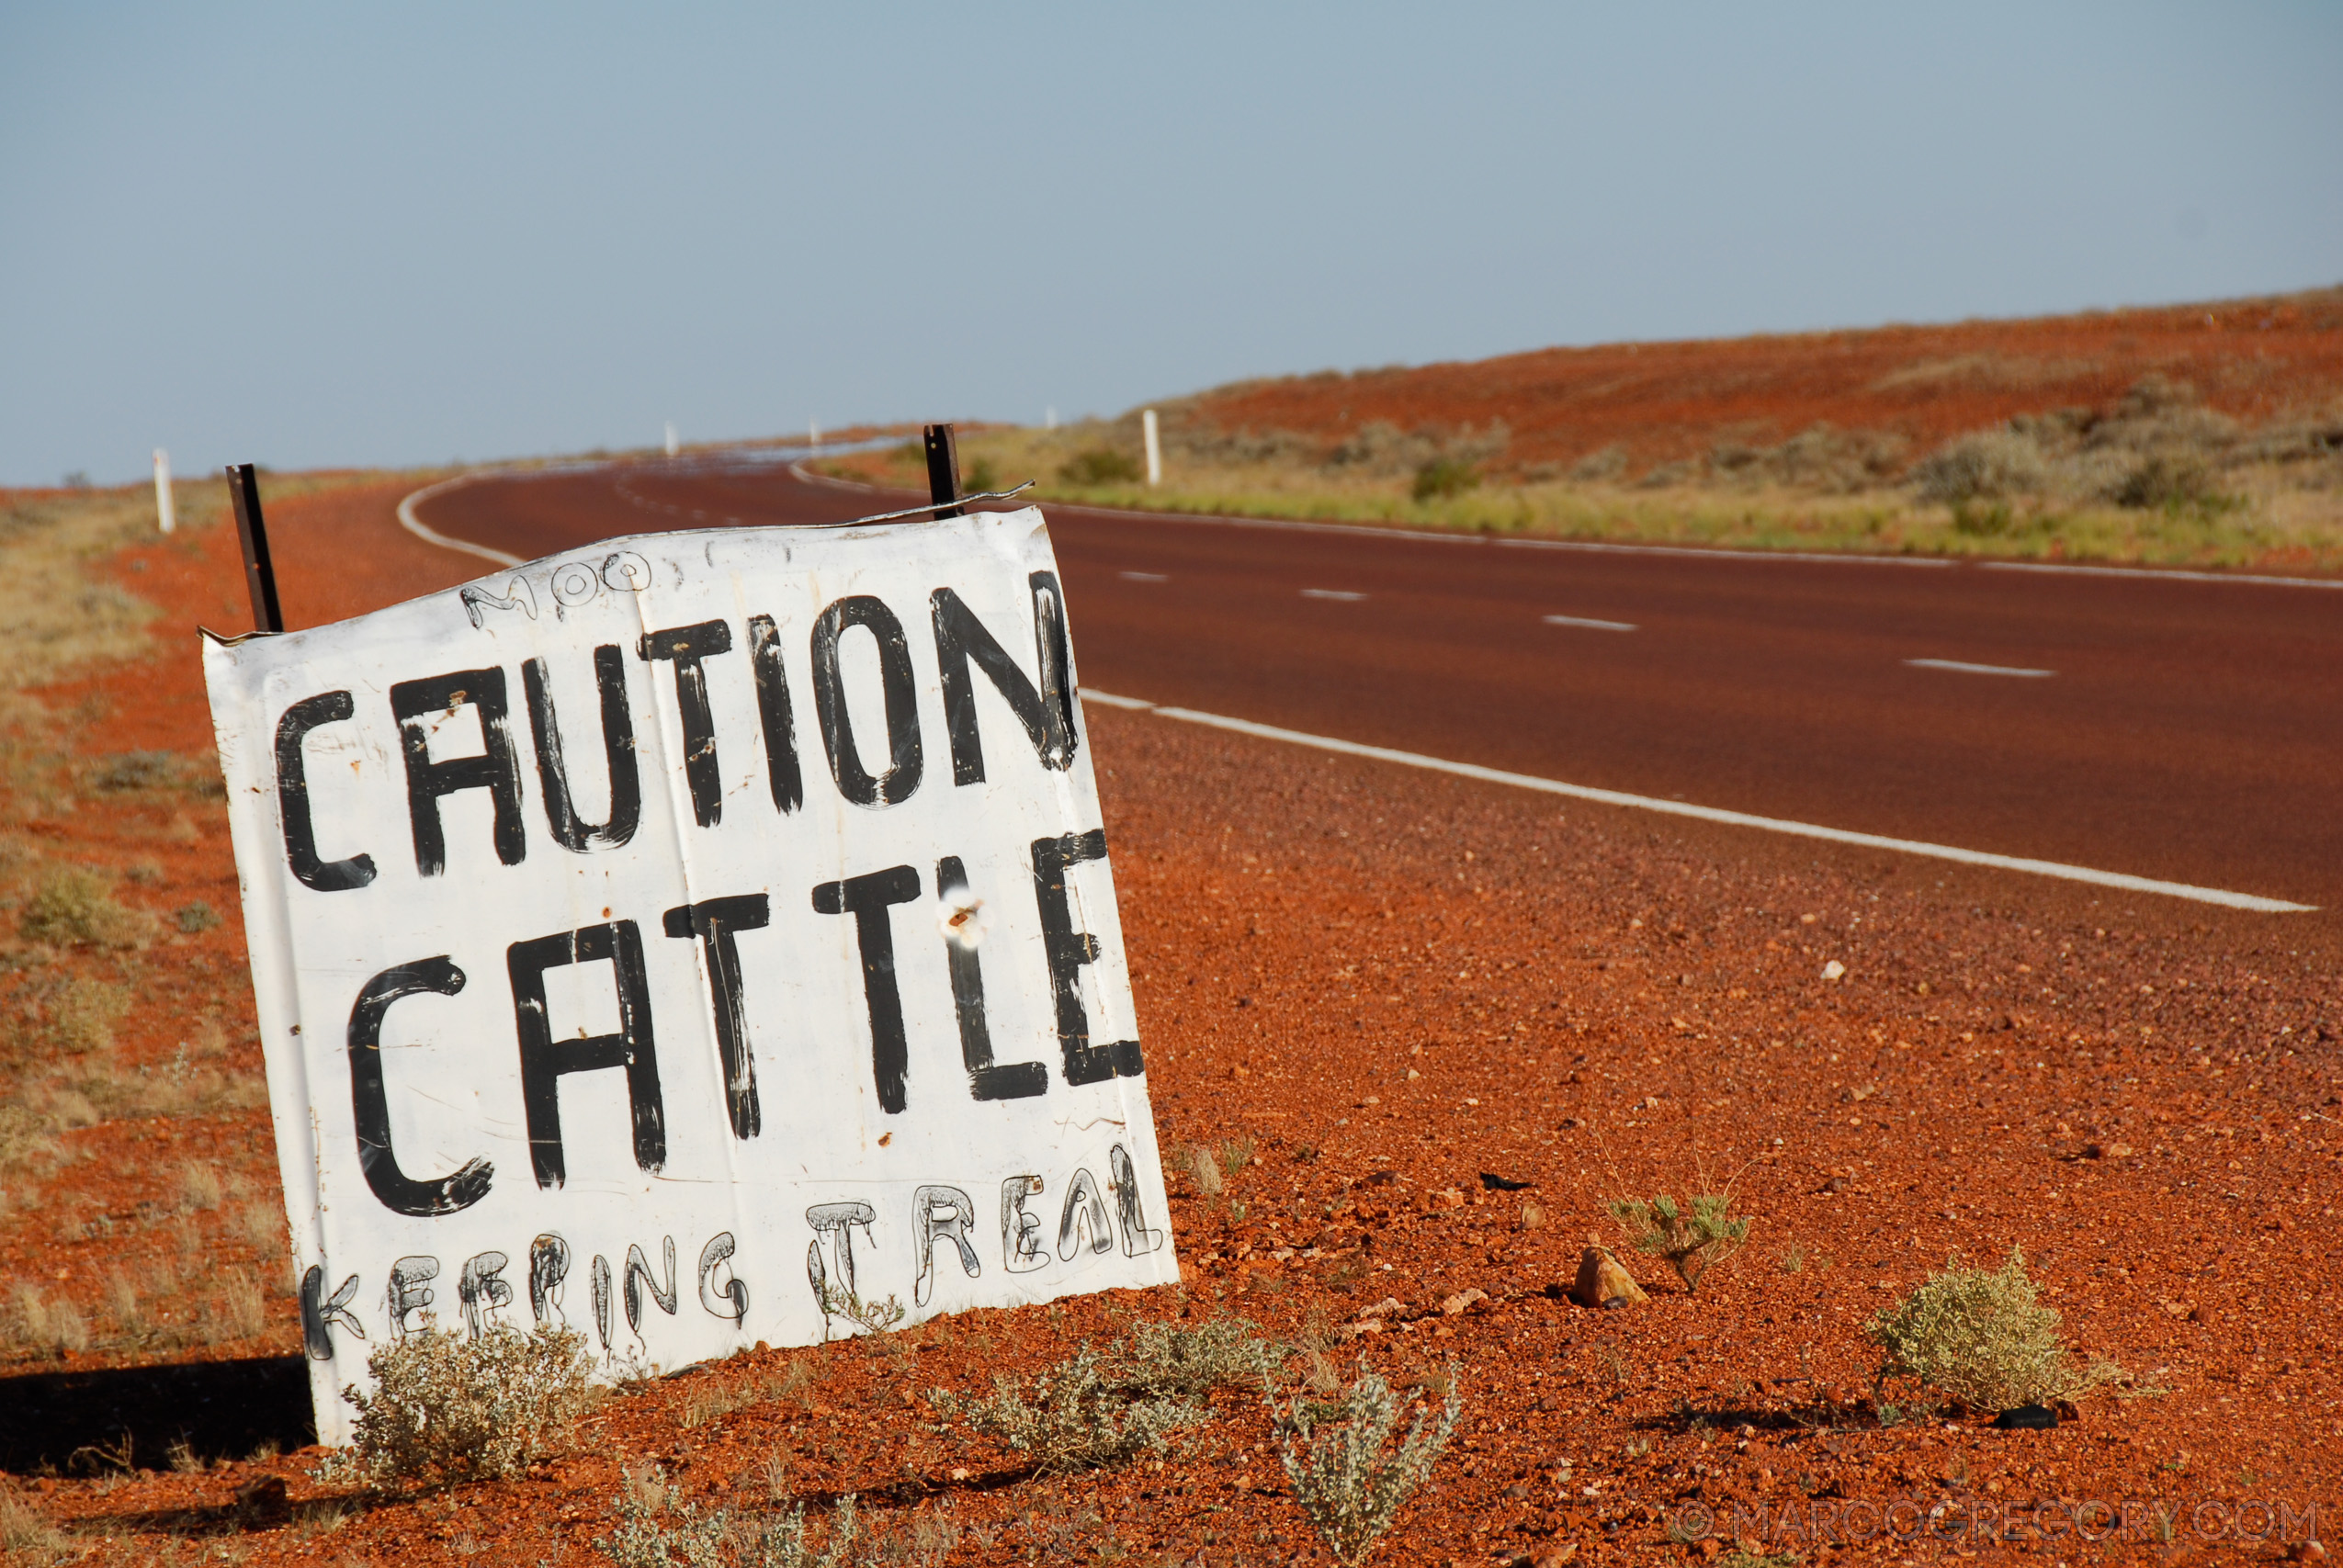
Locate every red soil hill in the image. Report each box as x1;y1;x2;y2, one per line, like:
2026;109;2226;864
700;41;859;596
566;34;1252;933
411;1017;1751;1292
1184;287;2343;469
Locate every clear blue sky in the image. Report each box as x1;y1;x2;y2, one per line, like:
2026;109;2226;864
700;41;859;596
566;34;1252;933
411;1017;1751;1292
5;4;2338;485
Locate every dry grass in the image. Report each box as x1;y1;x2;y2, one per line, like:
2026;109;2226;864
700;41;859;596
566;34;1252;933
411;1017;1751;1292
6;1282;91;1358
0;483;182;705
0;1485;72;1561
680;1372;761;1430
204;1269;268;1342
176;1161;225;1213
833;392;2343;573
769;1357;822;1409
233;1199;283;1255
17;872;153;952
0;1106;57;1172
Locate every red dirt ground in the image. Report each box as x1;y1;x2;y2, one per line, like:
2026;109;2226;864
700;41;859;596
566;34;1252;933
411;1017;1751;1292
2;480;2337;1563
1184;288;2343;468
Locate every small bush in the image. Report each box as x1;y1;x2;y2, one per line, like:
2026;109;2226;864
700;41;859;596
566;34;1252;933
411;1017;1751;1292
817;1284;905;1338
2107;453;2225;511
1607;1188;1749;1292
19;870;152;949
343;1324;594;1489
1116;1314;1275;1399
1273;1362;1461;1566
931;1344;1202;1475
1056;448;1142;486
175;901;221;933
1912;431;2047;503
1866;1247;2124;1411
1410;457;1480;502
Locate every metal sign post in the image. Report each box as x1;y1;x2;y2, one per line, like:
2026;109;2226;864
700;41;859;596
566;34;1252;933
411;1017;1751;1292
923;423;964;519
225;463;284;635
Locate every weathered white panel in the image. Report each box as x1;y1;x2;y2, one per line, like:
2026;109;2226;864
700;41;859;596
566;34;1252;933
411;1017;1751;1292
202;508;1175;1444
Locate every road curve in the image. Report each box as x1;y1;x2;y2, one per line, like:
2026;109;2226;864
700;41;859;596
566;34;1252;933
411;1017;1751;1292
407;455;2343;917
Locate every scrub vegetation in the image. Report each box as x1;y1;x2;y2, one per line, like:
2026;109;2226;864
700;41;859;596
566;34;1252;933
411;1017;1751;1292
821;288;2343;572
1866;1247;2132;1413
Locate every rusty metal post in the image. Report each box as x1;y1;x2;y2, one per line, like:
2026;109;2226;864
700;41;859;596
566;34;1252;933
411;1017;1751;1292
225;463;284;634
923;424;963;519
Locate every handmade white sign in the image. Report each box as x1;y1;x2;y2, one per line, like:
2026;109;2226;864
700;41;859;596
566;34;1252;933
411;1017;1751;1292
203;508;1176;1443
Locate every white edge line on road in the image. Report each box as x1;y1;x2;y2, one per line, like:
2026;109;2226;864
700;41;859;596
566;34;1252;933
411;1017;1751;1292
1904;658;2055;678
1980;560;2343;591
1544;615;1638;632
400;444;866;571
1078;690;2316;914
397;473;525;568
1045;495;1956;568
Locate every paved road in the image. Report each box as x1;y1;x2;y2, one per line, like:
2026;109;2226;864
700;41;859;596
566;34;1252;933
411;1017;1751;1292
413;456;2343;914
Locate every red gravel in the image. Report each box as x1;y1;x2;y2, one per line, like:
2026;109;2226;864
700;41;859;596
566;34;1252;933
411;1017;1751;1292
4;479;2336;1564
1185;287;2343;469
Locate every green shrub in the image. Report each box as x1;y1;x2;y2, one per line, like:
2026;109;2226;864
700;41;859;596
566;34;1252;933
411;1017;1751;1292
1606;1189;1749;1292
1056;448;1142;486
175;901;221;933
931;1344;1202;1474
1410;457;1480;502
1273;1363;1460;1566
342;1324;593;1488
1866;1247;2124;1411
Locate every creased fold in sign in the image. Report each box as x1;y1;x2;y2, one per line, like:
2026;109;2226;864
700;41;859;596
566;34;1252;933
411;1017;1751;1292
202;508;1177;1445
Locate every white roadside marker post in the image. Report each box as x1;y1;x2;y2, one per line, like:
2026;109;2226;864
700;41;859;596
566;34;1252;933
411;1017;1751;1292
809;421;821;455
665;421;679;457
1046;405;1058;431
153;448;175;534
1142;408;1161;487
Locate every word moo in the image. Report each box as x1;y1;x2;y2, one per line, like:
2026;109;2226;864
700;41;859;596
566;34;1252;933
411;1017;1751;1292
204;509;1177;1443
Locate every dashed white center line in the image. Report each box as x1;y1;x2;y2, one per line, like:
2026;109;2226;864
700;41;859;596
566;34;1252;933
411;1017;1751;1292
1301;588;1366;602
1905;658;2055;679
1119;570;1169;582
1543;614;1638;632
